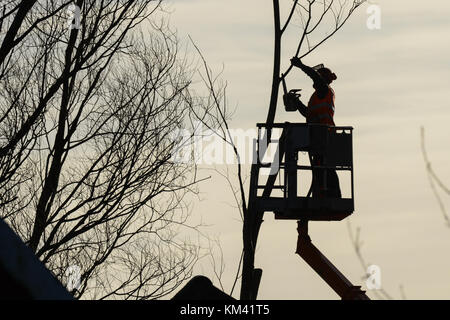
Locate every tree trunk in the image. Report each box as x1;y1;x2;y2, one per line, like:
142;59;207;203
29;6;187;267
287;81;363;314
240;0;281;300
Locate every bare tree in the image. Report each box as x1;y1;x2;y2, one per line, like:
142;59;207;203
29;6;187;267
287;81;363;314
1;1;227;299
240;0;367;300
421;127;450;227
185;1;368;301
346;219;405;300
188;0;367;300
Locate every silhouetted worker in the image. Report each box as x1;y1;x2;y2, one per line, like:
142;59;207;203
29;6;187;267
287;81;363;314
284;57;341;199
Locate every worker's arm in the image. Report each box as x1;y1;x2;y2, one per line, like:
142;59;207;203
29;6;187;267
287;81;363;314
296;99;309;119
291;57;328;98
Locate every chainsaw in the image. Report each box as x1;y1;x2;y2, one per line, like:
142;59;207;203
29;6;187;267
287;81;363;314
282;73;301;112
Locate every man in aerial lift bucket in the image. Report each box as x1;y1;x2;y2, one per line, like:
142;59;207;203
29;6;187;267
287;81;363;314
283;57;341;199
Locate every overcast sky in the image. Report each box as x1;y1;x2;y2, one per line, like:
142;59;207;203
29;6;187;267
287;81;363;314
165;0;450;299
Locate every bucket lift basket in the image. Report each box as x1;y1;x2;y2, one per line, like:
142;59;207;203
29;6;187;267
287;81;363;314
252;123;354;221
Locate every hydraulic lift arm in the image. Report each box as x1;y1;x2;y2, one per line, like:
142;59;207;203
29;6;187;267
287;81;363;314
296;220;370;300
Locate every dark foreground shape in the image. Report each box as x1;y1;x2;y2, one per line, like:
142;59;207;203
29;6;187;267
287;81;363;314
172;275;235;300
0;219;72;300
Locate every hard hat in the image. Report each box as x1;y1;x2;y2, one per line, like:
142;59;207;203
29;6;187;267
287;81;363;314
317;67;337;83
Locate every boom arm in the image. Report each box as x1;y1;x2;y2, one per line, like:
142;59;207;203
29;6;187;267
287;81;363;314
296;221;370;300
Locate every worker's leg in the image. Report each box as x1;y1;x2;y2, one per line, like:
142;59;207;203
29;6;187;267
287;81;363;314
327;169;341;198
310;155;325;198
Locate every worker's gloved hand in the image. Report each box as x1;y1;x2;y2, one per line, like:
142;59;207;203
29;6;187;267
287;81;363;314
291;57;303;68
